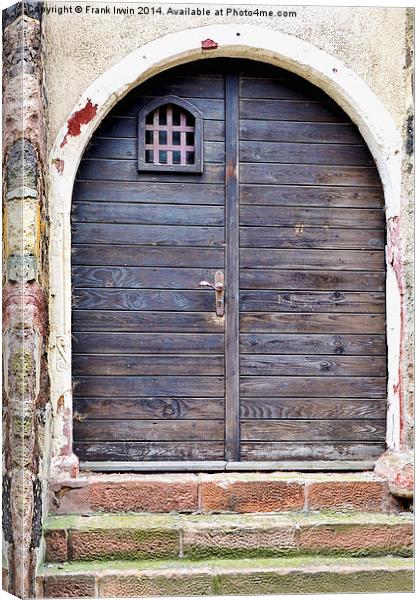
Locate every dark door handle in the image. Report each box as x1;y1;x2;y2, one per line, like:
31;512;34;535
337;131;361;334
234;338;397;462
199;271;225;316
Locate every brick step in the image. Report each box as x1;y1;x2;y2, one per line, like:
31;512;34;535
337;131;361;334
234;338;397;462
45;511;413;563
39;556;414;597
49;471;394;514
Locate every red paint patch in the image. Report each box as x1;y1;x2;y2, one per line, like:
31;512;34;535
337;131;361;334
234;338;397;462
52;158;64;174
201;38;218;50
60;99;98;148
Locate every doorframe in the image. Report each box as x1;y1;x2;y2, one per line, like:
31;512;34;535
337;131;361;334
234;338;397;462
47;24;404;479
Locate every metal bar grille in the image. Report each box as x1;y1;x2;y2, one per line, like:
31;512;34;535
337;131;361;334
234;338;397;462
145;105;195;165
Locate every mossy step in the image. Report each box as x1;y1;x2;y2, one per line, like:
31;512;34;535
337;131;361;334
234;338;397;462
39;556;414;597
44;511;413;562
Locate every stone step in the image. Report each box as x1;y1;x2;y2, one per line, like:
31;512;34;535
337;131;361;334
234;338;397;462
49;471;394;514
39;556;414;597
44;511;413;563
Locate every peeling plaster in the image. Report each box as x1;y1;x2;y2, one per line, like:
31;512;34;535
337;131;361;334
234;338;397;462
60;99;98;148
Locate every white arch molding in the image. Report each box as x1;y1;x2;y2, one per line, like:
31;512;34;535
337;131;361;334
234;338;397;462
48;24;404;478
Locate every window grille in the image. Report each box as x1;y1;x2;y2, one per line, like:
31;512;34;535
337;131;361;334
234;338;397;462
138;96;203;173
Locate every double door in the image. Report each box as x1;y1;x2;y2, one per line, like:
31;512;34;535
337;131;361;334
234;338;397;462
71;59;387;467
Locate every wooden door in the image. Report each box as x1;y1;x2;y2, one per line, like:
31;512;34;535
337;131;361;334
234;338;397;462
71;60;387;468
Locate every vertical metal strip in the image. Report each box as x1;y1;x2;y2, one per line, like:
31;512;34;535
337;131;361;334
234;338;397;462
225;72;240;461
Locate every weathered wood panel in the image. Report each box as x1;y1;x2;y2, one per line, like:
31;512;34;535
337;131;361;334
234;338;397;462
241;249;384;271
72;267;220;290
73;181;225;204
75;376;225;398
241;419;386;441
74;441;225;461
240;313;385;334
73;354;224;376
72;311;224;333
72;223;225;246
74;419;225;441
75;397;225;420
240;398;386;420
240;141;373;166
240;355;386;377
240;205;383;229
240;163;381;186
73;289;215;311
240;334;386;356
240;185;384;208
72;246;224;268
95;117;225;141
240;99;346;122
240;291;385;313
73;333;224;354
73;202;225;226
240;377;386;398
240;121;362;144
240;270;385;291
241;442;386;461
240;227;384;250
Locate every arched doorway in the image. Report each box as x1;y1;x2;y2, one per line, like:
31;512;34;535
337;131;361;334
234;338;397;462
70;59;387;468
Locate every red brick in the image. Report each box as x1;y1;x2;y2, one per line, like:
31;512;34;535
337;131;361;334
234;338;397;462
306;481;387;512
299;523;413;556
44;575;96;598
45;529;68;562
89;481;198;513
201;480;305;513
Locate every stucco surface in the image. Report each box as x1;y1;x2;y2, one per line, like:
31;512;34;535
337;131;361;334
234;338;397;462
43;3;410;149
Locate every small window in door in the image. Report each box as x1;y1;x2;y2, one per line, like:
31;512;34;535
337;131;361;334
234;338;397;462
138;96;203;173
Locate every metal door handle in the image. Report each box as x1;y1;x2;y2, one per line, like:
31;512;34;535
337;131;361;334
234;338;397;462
199;271;225;316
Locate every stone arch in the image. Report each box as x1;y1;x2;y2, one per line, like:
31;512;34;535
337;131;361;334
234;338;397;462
47;24;403;478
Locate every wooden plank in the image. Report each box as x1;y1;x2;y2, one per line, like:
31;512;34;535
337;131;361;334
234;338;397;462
72;311;225;333
72;245;225;268
77;160;224;183
113;96;225;119
72;223;225;246
240;227;384;250
225;72;240;462
241;249;384;271
240;377;386;398
240;163;381;187
240;355;386;377
73;202;224;226
74;441;225;461
240;141;373;166
240;99;346;122
95;117;225;141
74;396;225;419
73;354;224;376
73;332;224;354
74;419;225;441
240;291;385;314
240;270;385;291
240;397;386;419
240;77;329;101
73;289;215;311
240;333;386;356
240;120;362;144
241;419;386;441
85;139;225;163
240;313;385;334
72;266;221;290
240;206;384;229
240;185;384;208
73;181;225;204
241;442;386;461
136;76;225;98
75;376;225;398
